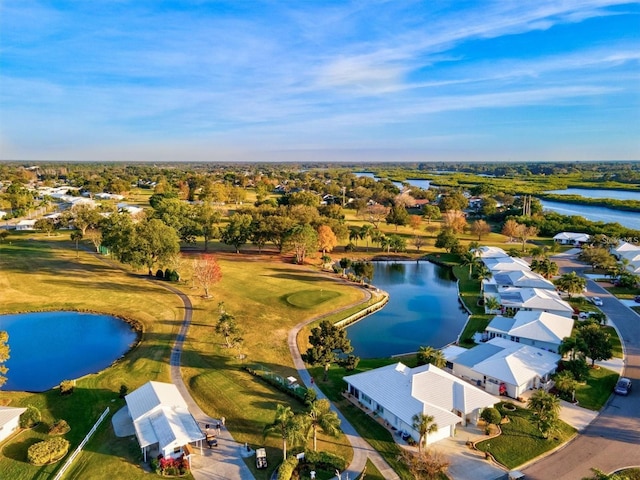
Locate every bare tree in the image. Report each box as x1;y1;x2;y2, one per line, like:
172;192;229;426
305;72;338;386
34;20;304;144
358;204;390;229
192;254;222;298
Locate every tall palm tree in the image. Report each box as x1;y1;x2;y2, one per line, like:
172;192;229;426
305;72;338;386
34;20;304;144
412;413;438;453
554;271;586;298
359;224;374;252
460;250;479;279
263;404;305;460
473;264;492;285
527;390;560;439
484;296;501;314
306;399;341;451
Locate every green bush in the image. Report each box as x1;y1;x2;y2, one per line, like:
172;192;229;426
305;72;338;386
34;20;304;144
165;269;180;282
481;407;502;426
155;269;164;279
563;358;590;382
119;384;129;398
277;456;299;480
303;450;347;471
341;354;360;371
49;419;71;436
27;437;70;465
60;380;74;395
20;405;41;428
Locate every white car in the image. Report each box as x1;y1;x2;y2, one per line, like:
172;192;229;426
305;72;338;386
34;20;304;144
590;296;603;306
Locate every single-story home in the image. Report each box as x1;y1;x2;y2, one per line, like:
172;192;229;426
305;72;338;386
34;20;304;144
473;246;510;259
553;232;591;246
482;256;531;273
478;310;574;353
484;269;555;291
0;406;27;443
612;241;640;275
125;381;204;462
117;203;144;216
443;337;561;398
344;362;497;446
15;219;36;231
488;287;574;318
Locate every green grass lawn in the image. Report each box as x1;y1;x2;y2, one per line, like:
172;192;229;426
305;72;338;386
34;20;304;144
603;326;623;359
458;315;493;347
0;235;367;479
475;402;576;469
574;366;619;411
285;289;341;308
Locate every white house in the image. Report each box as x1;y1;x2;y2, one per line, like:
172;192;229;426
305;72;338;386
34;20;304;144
15;219;37;231
482;256;531;273
474;246;510;259
553;232;591;246
479;310;574;353
491;287;574;318
125;381;204;462
117;203;144;216
484;269;555;291
444;337;561;398
344;363;497;446
0;406;27;443
612;241;640;275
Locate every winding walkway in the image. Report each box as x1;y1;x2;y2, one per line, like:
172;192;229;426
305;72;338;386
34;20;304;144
287;284;401;480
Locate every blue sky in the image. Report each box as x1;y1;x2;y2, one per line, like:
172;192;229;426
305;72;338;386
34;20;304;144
1;1;639;163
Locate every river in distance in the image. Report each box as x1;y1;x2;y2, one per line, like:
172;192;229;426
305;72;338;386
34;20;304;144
346;261;468;358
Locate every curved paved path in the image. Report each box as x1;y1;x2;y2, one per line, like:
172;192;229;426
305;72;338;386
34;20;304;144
523;253;640;479
287;284;401;480
161;283;256;480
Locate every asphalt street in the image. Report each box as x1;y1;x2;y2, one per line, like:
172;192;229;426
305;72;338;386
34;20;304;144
523;255;640;479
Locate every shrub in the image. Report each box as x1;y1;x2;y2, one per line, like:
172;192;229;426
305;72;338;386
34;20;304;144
60;380;74;395
165;269;180;282
20;405;41;428
480;407;502;426
563;358;590;382
277;456;299;480
158;455;190;475
49;419;71;436
155;269;164;279
345;242;356;252
303;450;347;471
119;384;128;398
341;354;360;371
27;437;70;465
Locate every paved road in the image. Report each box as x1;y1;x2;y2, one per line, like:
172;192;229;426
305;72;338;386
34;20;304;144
523;255;640;479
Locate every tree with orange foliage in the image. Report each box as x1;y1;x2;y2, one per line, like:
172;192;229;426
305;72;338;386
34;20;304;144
317;225;338;254
192;255;222;299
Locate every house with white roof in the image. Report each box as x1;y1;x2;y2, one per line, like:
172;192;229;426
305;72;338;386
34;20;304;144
443;337;561;398
117;203;144;216
479;311;574;353
612;241;640;275
125;381;204;462
482;256;531;273
344;363;497;446
474;246;510;259
553;232;591;246
494;287;574;318
0;406;27;443
15;219;36;231
484;269;555;292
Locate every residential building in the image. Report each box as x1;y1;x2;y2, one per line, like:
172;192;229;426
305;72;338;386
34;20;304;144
553;232;591;246
0;406;27;443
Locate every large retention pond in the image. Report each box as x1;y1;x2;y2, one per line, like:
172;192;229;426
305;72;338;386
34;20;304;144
346;261;468;358
0;311;137;392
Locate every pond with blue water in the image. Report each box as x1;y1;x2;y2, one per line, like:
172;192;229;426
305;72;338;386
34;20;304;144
346;261;468;358
0;311;138;392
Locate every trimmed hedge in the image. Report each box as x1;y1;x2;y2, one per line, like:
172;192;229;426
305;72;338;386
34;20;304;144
277;456;299;480
27;437;70;465
49;419;71;436
20;405;41;428
303;450;347;471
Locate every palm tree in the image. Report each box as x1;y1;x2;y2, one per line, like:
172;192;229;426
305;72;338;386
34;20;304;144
460;250;479;279
527;390;560;439
306;399;341;451
412;413;438;453
70;230;83;258
359;224;374;252
554;272;586;298
263;404;306;460
348;227;361;247
484;296;501;314
417;346;446;368
473;264;492;284
531;258;559;279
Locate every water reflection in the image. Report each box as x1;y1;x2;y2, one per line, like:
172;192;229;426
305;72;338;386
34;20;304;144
347;261;468;358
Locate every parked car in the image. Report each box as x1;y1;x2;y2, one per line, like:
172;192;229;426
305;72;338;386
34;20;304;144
590;296;603;306
634;295;640;303
579;311;596;319
614;377;632;396
256;448;267;469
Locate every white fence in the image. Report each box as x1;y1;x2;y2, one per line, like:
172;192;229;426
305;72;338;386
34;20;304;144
53;406;110;480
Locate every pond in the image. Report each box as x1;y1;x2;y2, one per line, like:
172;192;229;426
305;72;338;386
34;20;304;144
0;311;137;392
346;261;468;358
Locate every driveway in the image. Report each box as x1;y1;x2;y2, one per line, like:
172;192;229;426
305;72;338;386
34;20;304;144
523;254;640;479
